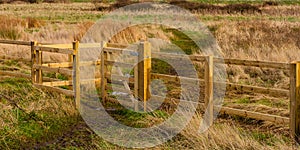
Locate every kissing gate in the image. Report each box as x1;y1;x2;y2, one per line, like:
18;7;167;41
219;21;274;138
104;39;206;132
10;39;297;143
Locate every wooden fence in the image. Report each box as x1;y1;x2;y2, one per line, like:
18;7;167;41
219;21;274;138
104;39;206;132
0;39;299;142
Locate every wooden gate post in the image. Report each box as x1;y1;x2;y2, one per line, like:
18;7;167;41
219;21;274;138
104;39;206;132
204;55;214;126
73;41;80;110
36;43;43;84
30;41;37;84
290;61;300;143
68;42;76;90
138;41;151;112
101;41;108;104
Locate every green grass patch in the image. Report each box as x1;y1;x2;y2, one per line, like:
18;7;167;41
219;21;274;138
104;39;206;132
109;109;169;128
236;97;251;104
44;72;69;80
257;98;287;108
163;28;198;55
0;28;21;40
0;77;79;149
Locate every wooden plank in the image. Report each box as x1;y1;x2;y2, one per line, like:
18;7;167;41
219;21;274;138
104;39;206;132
151;73;200;83
152;52;206;62
106;73;133;83
103;94;289;125
152;52;193;61
290;63;296;141
101;41;108;103
34;46;75;55
204;56;214;127
151;73;289;97
214;58;290;70
80;60;101;66
0;71;31;79
226;83;290;97
0;40;31;46
31;41;37;83
80;78;101;84
219;106;290;125
104;60;134;68
73;41;80;109
290;62;300;143
103;47;136;54
138;41;151;112
42;62;73;68
33;84;74;96
151;52;289;69
36;49;43;84
134;51;139;111
33;64;72;76
42;80;72;87
149;95;289;124
40;43;128;49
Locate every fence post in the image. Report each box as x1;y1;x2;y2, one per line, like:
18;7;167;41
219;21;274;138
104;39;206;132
205;55;214;126
30;41;37;84
73;41;80;110
68;42;76;90
134;49;139;111
290;62;300;143
101;41;108;104
138;41;151;112
36;43;42;84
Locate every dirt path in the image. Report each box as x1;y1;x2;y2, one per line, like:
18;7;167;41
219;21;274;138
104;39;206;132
33;118;97;149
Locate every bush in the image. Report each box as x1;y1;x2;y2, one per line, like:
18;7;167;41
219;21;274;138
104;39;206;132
0;27;21;40
0;16;24;40
26;17;45;28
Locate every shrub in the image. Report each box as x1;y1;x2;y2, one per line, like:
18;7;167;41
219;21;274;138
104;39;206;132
26;17;45;28
0;16;24;40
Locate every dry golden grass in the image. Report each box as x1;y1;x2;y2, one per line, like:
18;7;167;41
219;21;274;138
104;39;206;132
0;2;299;149
164;113;292;150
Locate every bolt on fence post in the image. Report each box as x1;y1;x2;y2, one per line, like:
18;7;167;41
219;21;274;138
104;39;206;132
290;61;300;144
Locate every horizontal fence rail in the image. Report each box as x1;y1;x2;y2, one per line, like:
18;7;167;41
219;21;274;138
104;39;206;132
0;40;31;46
0;40;299;142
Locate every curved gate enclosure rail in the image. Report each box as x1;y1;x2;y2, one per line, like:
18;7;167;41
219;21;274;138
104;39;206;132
0;40;299;142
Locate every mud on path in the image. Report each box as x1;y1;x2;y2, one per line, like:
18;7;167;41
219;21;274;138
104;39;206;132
33;117;98;149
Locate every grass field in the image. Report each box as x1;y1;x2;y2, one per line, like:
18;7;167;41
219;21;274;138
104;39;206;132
0;0;299;149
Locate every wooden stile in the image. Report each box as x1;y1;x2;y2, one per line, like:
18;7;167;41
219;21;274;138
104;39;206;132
5;40;300;144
